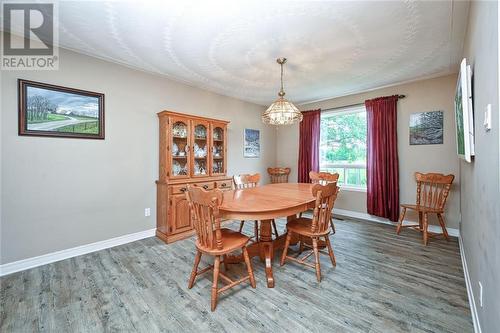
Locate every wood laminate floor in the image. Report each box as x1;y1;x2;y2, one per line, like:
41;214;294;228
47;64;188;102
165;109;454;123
0;218;473;333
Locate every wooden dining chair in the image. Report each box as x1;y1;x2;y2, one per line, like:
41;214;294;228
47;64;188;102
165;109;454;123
185;186;256;311
396;172;455;245
267;167;291;184
281;183;339;282
233;174;279;239
309;171;339;185
307;171;340;233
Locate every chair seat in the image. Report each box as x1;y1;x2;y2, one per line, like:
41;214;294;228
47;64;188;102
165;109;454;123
196;228;250;255
401;203;443;213
286;217;330;237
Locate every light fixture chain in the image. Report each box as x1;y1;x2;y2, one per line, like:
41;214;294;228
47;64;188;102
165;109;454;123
280;61;284;94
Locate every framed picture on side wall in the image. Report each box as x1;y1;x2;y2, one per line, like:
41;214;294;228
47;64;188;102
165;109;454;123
409;111;443;145
18;79;105;139
244;128;260;158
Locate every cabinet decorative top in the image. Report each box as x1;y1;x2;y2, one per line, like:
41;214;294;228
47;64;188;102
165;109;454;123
157;110;230;124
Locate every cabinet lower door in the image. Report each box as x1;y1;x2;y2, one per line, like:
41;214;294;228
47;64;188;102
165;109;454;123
170;194;192;234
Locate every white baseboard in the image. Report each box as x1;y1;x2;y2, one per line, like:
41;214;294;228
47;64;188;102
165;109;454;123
458;235;482;333
0;228;156;277
333;208;460;237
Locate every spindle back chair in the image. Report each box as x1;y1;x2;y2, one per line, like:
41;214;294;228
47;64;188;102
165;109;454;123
300;171;340;233
267;167;291;184
310;184;338;234
396;172;455;245
187;186;224;250
185;186;256;311
309;171;339;185
233;173;279;240
233;173;260;189
281;183;339;282
415;172;454;210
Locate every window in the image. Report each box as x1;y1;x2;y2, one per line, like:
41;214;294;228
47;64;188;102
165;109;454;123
320;105;367;189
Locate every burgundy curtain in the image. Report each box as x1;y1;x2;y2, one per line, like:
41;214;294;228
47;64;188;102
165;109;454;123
365;96;400;222
298;109;321;183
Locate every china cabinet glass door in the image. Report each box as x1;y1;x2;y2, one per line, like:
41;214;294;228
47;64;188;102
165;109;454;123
211;124;225;175
170;117;190;178
191;120;209;177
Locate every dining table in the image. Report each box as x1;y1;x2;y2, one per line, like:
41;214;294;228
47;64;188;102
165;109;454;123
220;182;316;288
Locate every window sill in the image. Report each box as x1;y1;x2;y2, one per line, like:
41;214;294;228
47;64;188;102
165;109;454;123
339;186;367;193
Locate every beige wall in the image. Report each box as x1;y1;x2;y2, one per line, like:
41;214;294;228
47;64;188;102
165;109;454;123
0;36;275;264
277;74;461;228
460;1;500;332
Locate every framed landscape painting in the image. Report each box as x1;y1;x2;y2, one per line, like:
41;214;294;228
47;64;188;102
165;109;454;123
409;111;443;145
18;79;105;139
244;128;260;158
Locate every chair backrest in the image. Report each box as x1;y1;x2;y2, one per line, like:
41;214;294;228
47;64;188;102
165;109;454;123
233;173;260;189
310;183;339;234
267;167;291;184
309;171;339;185
185;185;224;250
415;172;455;210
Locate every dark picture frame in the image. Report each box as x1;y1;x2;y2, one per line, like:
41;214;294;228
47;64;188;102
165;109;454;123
18;79;105;139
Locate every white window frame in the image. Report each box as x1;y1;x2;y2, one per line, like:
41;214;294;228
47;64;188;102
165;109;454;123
320;104;367;192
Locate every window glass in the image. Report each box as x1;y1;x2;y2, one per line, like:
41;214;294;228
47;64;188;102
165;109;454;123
320;105;367;188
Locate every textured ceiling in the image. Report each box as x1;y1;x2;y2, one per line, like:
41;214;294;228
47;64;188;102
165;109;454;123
20;1;469;105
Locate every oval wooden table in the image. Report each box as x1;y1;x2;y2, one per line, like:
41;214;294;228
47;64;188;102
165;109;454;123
220;183;316;288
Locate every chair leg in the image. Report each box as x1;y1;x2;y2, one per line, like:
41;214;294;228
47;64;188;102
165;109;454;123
272;219;279;238
396;207;407;234
188;250;202;289
312;238;322;282
280;232;293;266
437;213;450;241
239;221;245;233
211;256;221;312
254;220;259;240
418;212;423;231
223;254;229;271
422;213;429;246
330;217;336;234
325;236;336;266
242;247;256;288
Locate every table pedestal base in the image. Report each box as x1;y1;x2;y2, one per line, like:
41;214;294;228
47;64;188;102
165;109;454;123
226;217;301;288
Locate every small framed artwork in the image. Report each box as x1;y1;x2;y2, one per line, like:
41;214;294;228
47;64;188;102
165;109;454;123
18;79;105;139
409;111;443;145
244;128;260;158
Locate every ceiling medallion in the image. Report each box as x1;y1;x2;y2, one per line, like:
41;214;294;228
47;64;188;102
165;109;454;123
262;58;303;125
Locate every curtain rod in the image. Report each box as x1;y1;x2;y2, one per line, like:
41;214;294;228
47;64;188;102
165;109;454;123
320;95;406;112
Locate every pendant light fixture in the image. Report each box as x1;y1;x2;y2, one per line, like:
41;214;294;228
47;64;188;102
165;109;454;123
262;58;302;125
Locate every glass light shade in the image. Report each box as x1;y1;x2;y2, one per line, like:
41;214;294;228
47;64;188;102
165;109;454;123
262;96;303;125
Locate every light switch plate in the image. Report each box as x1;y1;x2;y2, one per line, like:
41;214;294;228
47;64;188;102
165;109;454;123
144;208;151;217
484;104;492;131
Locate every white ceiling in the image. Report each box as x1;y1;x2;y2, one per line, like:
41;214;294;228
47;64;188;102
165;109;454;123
24;1;470;105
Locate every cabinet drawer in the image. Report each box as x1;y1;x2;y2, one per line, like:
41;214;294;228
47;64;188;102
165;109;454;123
171;184;189;195
171;181;215;194
216;180;232;191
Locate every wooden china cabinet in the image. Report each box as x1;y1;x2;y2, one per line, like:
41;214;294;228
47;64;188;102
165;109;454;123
156;110;232;243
